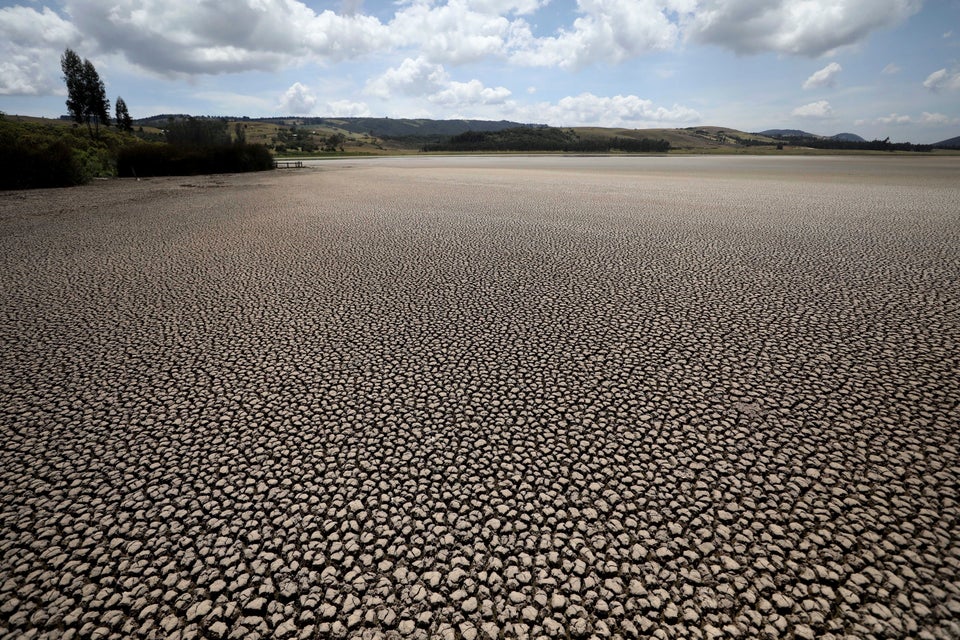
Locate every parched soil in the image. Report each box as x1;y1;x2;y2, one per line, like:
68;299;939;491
2;156;959;639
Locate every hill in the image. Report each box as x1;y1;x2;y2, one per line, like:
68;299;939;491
759;129;866;142
934;135;960;148
133;116;537;138
831;132;866;142
760;129;815;138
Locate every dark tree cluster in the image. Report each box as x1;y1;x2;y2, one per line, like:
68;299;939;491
773;135;932;152
164;117;232;147
116;143;274;177
61;49;111;137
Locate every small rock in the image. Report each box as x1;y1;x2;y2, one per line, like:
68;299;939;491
664;602;679;622
543;618;564;636
186;599;212;622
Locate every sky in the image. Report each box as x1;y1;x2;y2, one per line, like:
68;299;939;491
1;0;958;143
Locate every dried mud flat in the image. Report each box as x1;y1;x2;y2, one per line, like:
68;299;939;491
1;156;959;640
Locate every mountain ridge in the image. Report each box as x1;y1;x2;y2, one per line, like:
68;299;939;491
759;129;867;142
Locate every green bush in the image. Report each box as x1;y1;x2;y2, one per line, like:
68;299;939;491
0;121;86;189
0;117;132;189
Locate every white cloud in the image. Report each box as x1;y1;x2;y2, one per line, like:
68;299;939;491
882;62;901;75
923;68;960;92
870;112;959;126
327;100;371;117
511;0;678;68
388;0;520;65
280;82;318;114
683;0;922;57
0;6;81;95
877;113;912;124
919;112;957;125
365;57;449;98
430;80;512;106
62;0;389;75
792;100;833;118
523;92;701;127
803;62;842;90
367;57;511;110
0;0;932;94
468;0;547;15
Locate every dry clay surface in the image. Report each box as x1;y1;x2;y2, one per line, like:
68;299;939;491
1;155;959;640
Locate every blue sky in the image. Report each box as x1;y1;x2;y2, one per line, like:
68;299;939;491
1;0;958;142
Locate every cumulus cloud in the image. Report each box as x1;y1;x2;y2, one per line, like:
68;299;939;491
62;0;389;75
0;6;80;95
430;80;512;106
803;62;842;89
388;0;521;65
366;58;511;110
0;0;931;90
511;0;678;68
923;68;960;92
919;112;956;125
527;93;701;127
365;57;449;98
871;112;959;126
792;100;833;118
882;62;901;75
327;100;371;117
683;0;922;57
877;113;912;124
280;82;317;114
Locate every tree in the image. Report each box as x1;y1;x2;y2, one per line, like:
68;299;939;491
83;59;110;135
61;49;88;129
60;48;110;137
115;97;133;132
165;117;231;147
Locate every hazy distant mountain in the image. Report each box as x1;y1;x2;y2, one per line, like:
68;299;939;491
759;129;815;138
933;135;960;148
831;132;866;142
759;129;866;142
132;115;539;138
259;117;538;137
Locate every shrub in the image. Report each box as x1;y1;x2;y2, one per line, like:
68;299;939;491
0;138;85;189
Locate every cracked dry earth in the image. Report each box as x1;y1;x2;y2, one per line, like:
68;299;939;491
1;155;959;640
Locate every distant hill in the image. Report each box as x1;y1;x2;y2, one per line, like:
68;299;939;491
759;129;865;142
131;115;540;138
255;117;538;138
831;132;866;142
759;129;816;138
933;135;960;148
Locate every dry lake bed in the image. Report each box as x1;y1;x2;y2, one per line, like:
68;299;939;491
1;155;959;640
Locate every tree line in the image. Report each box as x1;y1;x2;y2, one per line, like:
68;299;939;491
423;127;671;153
767;134;933;153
